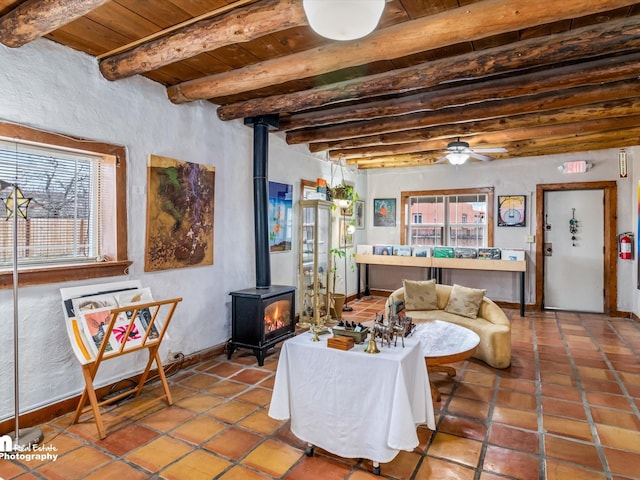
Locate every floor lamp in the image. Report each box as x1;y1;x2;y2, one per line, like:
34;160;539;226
0;179;44;448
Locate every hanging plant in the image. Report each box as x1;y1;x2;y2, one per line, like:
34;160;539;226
329;183;358;202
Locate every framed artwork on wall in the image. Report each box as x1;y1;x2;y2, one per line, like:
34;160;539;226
354;200;365;229
498;195;526;227
268;181;293;252
145;155;215;272
373;198;396;227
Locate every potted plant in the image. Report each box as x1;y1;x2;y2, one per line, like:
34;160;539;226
329;183;358;208
329;248;347;319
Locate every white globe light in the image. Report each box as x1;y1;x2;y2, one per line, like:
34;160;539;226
303;0;386;41
447;153;470;165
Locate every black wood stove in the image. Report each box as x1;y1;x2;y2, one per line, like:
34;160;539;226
228;285;295;366
228;115;296;365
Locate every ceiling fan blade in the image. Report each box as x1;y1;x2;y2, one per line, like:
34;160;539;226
470;153;494;162
472;147;508;153
435;155;449;163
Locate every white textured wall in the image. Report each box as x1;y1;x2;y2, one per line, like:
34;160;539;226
0;39;357;421
364;148;637;312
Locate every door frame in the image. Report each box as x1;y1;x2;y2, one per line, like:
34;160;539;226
535;181;617;314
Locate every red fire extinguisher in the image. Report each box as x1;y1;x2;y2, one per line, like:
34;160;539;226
618;233;634;260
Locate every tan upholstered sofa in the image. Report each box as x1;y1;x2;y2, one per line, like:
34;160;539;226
386;282;511;368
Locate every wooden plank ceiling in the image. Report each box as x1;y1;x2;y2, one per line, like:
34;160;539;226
1;0;639;169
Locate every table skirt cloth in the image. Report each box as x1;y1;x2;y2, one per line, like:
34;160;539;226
269;332;435;463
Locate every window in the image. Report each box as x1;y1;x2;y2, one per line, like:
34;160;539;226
0;122;130;286
401;188;494;247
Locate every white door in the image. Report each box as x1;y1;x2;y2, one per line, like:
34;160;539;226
543;190;604;312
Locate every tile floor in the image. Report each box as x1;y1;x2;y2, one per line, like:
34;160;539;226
2;297;640;480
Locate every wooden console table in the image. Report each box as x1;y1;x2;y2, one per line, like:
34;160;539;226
355;254;527;316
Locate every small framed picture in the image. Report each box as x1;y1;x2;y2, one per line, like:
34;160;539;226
354;200;365;229
497;195;526;227
373;198;396;227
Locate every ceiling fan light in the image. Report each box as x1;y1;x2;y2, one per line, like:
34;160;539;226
302;0;385;41
447;152;470;165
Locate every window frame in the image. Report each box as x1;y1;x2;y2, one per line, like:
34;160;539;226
0;122;131;288
400;187;494;247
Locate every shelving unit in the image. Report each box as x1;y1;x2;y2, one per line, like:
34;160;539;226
298;199;332;327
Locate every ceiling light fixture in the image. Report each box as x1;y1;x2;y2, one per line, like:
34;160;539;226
446;152;470;165
302;0;386;41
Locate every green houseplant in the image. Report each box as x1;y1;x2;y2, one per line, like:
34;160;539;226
329;183;358;206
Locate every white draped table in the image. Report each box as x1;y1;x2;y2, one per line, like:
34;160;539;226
268;332;435;465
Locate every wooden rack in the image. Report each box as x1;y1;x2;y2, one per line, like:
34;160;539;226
72;297;182;439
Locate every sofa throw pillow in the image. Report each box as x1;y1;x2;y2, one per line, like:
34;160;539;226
444;284;486;319
403;279;438;311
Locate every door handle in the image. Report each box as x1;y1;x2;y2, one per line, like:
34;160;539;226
544;243;552;256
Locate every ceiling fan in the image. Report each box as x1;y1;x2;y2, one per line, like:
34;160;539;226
437;138;508;165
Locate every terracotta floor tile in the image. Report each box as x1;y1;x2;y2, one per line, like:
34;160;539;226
160;449;232;480
36;446;111;480
207;380;250;398
238;408;286;435
138;406;195;432
541;383;583;403
171;415;227;444
82;460;149;480
0;457;28;478
97;423;159;456
203;427;263;460
585;391;634;411
230;368;272;385
495;389;537;410
175;392;224;412
581;378;624;395
541;397;587;420
206;363;245;378
460;370;497;388
453;383;494;402
364;450;422;479
237;387;273;406
415;456;476;480
124;436;193;473
590;406;640;430
437;415;487;442
217;465;272;479
543;415;593;442
427;432;482;468
285;454;352;480
545;459;607;480
274;423;309;450
488;424;539;454
207;400;258;424
241;439;303;477
576;365;616;381
595;424;640;453
602;447;640;478
498;378;536;394
492;405;538;431
482;445;539;480
178;372;219;390
543;435;602;469
540;371;576;387
446;397;490;420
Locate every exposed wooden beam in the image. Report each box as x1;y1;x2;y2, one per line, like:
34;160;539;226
281;52;640;132
0;0;109;47
167;0;636;104
99;0;306;81
288;79;640;144
216;16;640;120
313;93;640;153
348;129;640;169
330;115;640;160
